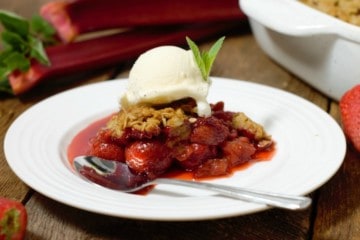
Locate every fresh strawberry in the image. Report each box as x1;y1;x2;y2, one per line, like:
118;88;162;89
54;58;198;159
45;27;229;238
0;198;27;240
339;85;360;152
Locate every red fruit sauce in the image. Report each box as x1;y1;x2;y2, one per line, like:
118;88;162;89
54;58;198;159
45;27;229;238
68;114;275;183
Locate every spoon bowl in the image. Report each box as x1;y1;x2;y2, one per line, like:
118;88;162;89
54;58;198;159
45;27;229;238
73;155;312;210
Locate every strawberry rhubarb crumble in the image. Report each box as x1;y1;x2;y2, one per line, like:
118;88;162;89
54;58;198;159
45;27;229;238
70;37;274;183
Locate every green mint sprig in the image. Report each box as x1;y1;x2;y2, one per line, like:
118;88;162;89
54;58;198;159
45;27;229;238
0;10;57;93
186;36;225;81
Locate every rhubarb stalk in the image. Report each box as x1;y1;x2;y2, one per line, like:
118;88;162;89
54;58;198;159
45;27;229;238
40;0;246;42
9;22;240;95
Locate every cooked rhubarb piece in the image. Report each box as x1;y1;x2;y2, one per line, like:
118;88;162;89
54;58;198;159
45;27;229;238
190;116;230;145
222;137;256;166
9;23;238;95
194;158;231;178
40;0;246;42
173;143;218;170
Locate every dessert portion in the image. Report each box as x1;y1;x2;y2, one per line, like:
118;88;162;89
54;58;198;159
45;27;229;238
86;37;274;181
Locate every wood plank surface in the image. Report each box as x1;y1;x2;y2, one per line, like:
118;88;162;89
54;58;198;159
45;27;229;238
1;0;358;239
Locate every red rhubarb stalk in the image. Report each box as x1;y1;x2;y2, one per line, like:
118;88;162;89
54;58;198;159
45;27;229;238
40;0;246;42
9;22;240;95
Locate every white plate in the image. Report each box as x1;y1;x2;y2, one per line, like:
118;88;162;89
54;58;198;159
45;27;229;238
4;77;346;221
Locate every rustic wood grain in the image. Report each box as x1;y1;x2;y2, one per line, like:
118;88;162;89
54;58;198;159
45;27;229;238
0;0;52;200
313;147;360;240
310;103;360;240
312;101;360;239
211;33;329;110
25;193;312;240
0;0;49;17
0;71;114;200
0;0;356;239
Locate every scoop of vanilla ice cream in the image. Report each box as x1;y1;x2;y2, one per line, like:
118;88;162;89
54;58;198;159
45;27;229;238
120;46;211;116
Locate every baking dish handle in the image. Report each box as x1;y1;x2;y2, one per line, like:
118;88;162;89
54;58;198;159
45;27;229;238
239;0;360;43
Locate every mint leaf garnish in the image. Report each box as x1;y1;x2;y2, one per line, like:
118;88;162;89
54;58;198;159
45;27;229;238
186;36;225;81
0;10;57;93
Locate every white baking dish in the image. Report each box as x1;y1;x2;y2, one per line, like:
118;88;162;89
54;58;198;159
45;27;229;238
240;0;360;100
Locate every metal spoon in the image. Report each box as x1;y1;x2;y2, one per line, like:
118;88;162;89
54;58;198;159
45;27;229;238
73;156;312;210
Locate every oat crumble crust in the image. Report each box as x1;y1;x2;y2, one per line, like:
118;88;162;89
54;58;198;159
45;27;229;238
106;103;271;146
300;0;360;26
107;105;189;138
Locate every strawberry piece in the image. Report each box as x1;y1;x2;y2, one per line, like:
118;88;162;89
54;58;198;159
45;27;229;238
89;130;125;162
340;85;360;152
89;142;125;162
125;140;173;179
0;198;27;240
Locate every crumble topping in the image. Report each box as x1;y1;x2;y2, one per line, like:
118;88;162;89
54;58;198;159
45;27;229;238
232;112;272;148
107;102;271;147
88;100;274;179
107;105;189;138
300;0;360;26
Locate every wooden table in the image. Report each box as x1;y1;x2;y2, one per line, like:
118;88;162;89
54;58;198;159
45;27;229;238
1;1;359;239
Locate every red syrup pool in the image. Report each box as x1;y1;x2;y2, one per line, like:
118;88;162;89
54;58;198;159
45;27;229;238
68;114;275;182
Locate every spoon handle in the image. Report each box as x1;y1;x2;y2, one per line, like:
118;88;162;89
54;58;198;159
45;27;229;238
154;178;311;210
